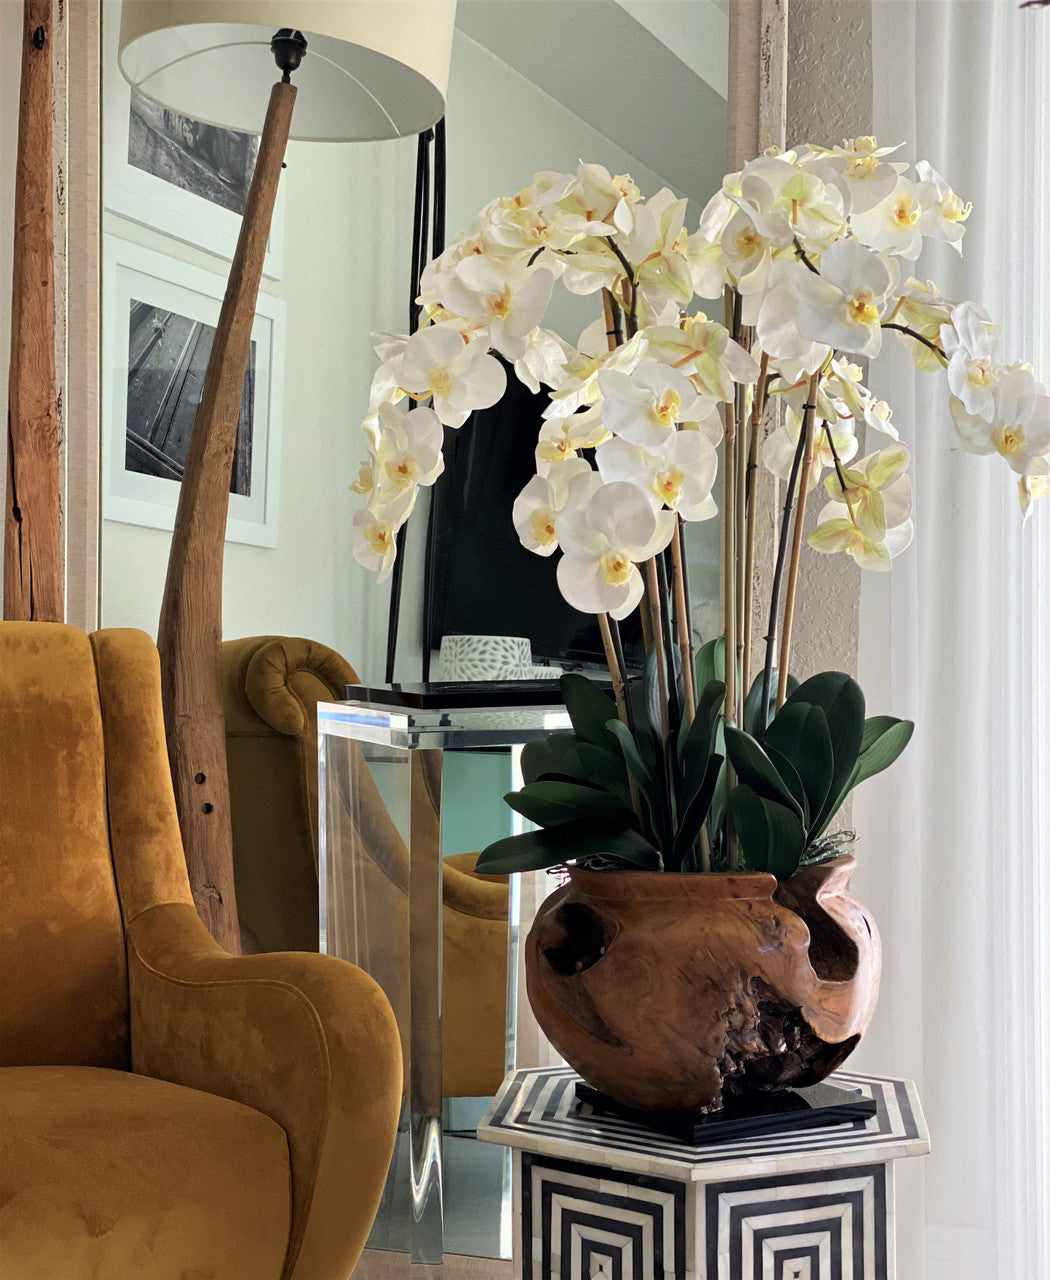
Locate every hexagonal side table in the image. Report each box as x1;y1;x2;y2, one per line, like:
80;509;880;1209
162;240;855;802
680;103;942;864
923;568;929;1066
478;1066;929;1280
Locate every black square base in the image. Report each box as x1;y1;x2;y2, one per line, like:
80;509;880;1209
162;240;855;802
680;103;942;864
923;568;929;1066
574;1079;877;1145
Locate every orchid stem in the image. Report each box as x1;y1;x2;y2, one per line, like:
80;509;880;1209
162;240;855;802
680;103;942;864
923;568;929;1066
722;288;740;868
741;352;769;709
760;372;819;727
776;378;819;709
598;612;643;823
670;521;696;725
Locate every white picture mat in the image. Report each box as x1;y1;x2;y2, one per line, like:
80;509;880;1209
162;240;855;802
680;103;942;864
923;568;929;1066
102;236;285;548
102;0;285;278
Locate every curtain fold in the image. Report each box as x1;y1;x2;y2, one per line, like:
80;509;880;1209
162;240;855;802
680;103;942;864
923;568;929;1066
855;3;1050;1278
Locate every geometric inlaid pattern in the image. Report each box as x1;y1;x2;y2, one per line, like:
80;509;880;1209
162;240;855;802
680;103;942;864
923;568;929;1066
703;1163;888;1280
520;1153;686;1280
481;1068;927;1183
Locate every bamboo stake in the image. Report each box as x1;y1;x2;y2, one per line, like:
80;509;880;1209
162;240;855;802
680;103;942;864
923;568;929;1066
734;378;750;704
741;352;770;710
670;522;696;725
776;384;819;709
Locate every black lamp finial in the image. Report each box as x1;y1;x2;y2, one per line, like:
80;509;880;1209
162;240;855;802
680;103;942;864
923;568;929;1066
271;29;308;83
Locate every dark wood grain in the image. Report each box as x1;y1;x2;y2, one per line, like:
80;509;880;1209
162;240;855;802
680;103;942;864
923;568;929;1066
526;855;880;1113
4;0;62;623
157;80;296;954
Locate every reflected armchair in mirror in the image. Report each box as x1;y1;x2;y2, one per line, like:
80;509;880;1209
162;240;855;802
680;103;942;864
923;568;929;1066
221;635;510;1099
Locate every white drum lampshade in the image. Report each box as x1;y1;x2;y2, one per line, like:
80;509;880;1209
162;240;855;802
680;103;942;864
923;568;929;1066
118;0;457;141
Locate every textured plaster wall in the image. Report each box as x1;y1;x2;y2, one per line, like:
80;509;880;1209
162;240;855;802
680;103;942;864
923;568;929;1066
783;1;873;684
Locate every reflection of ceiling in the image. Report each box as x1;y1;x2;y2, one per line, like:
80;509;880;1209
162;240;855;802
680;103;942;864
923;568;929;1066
454;0;728;204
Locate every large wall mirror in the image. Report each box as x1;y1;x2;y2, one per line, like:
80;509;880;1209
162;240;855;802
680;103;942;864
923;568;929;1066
96;0;730;1265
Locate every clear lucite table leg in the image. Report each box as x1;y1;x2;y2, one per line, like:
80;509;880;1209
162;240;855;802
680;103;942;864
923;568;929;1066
408;750;444;1265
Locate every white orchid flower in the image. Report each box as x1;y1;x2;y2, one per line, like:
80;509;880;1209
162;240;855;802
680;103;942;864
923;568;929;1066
801;137;903;215
389;325;506;428
851;175;940;260
536;405;609;473
645;315;760;400
821;445;912;542
791;238;896;357
597;361;703;449
366;403;445;511
596;431;718;521
679;227;728;299
941;301;1001;420
891;277;954;371
826;358;899;440
914;161;972;252
542;329;649;421
513;327;577;394
352;494;413;584
950;367;1050;476
435;258;555;361
730;157;847;250
755;259;832;370
808;507;914;571
762;408;859;492
1019;467;1050;519
512;458;593;556
555;476;676;619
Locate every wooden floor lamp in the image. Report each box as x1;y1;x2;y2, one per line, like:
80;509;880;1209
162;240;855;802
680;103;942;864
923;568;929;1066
117;0;456;952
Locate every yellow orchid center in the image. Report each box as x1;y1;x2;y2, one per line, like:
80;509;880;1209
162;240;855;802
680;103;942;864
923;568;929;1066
652;388;683;428
614;174;641;204
846;153;879;179
942;194;972;223
993;425;1027;458
428;366;452;399
385;456;417;489
600;551;633;586
538;439;576;464
489;287;513;317
655;466;685;505
848;287;880;326
530;509;557;546
967;359;994;388
364;523;393;557
733;226;760;257
350;462;373;495
892;196;919;228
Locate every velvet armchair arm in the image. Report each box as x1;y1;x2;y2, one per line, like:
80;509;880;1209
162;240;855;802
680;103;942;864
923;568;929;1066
126;902;401;1280
89;629;402;1280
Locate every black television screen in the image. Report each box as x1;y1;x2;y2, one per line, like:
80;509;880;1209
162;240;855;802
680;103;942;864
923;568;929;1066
423;363;646;671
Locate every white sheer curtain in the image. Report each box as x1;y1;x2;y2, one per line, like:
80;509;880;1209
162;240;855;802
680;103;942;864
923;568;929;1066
853;3;1050;1278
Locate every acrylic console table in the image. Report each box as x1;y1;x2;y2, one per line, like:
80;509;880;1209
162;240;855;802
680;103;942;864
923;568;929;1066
317;686;571;1266
478;1065;929;1280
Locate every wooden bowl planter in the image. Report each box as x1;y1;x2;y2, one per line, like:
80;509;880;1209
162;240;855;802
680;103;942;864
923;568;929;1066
525;854;880;1114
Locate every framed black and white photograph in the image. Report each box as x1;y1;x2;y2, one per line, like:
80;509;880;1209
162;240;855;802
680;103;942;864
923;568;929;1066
103;2;285;277
103;237;285;547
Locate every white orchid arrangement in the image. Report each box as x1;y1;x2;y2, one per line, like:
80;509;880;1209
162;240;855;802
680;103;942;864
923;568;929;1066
352;138;1047;879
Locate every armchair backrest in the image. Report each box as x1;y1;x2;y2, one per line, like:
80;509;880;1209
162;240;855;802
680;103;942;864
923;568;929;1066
0;624;128;1067
0;623;194;1069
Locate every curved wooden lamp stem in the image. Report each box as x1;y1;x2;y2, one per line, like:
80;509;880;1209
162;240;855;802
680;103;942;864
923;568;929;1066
4;0;61;624
157;80;296;953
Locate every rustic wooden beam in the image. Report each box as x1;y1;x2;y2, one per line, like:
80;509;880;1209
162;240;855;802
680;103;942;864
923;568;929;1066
4;0;62;623
157;80;296;954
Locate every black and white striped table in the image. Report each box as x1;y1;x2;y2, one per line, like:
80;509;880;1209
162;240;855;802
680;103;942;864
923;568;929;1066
477;1067;929;1280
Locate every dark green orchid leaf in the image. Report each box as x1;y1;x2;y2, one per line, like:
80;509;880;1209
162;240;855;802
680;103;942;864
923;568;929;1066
783;672;865;837
743;668;799;736
764;702;834;831
679;678;725;764
729;784;807;879
855;717;914;787
522;732;589;786
559;673;620;751
723;726;805;820
674;753;724;858
476;817;661;875
763;743;811;824
504;780;637;830
694;636;726;694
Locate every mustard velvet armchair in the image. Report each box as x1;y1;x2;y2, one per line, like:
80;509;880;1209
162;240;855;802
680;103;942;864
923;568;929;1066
221;635;510;1100
0;623;403;1280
